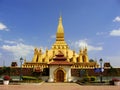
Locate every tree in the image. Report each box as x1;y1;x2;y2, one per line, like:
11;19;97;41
0;69;3;76
107;66;118;76
2;67;11;76
89;59;95;62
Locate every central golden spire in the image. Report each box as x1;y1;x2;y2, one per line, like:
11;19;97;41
52;15;68;50
56;16;64;41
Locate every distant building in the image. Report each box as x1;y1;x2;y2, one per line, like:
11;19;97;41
22;16;99;82
104;62;111;68
11;62;18;67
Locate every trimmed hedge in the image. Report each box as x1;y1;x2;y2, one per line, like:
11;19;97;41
82;76;96;82
90;76;96;81
22;76;42;83
22;76;37;80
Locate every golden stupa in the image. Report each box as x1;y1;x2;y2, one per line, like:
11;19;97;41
22;16;99;69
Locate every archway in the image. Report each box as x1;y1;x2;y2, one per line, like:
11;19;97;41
54;68;66;82
56;70;64;82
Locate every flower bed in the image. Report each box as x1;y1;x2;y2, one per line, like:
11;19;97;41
3;75;10;80
112;78;120;86
3;75;11;85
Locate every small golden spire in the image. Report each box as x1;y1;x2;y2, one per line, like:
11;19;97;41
39;48;42;55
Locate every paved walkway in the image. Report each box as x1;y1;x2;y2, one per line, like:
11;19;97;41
0;82;120;90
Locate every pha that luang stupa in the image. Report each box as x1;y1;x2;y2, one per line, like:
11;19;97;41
22;16;99;82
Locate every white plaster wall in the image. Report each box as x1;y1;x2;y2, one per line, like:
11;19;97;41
48;65;71;82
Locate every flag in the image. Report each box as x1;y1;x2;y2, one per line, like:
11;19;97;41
94;68;101;73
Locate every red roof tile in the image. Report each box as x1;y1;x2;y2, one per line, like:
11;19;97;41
49;61;73;65
49;50;73;65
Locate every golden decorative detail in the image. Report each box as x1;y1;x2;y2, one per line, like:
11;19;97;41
22;16;98;69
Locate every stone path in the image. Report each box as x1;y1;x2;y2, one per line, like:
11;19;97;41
0;82;120;90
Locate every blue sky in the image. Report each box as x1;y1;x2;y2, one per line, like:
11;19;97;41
0;0;120;67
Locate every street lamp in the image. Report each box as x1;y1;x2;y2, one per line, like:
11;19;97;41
99;58;103;83
20;57;23;81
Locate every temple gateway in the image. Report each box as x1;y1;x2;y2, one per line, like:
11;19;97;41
22;16;99;82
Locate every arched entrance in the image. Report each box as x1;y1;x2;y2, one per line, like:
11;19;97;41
56;70;64;82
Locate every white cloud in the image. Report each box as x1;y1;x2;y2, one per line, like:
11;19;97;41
113;16;120;22
1;42;47;62
0;22;9;31
18;38;24;42
3;38;24;44
50;35;56;38
0;53;2;58
88;45;103;51
0;38;2;41
97;42;104;45
96;32;107;36
74;39;88;49
72;39;103;51
4;40;18;44
110;28;120;36
1;43;34;59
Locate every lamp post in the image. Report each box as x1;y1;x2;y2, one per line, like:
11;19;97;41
99;58;103;83
20;57;23;81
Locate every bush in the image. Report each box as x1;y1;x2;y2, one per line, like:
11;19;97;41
90;76;96;82
82;76;96;83
83;76;90;82
109;80;114;85
22;76;37;80
22;76;42;83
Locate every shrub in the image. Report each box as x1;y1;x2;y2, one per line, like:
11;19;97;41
22;76;37;80
83;76;90;82
90;76;96;82
109;80;114;85
82;76;96;83
22;76;42;83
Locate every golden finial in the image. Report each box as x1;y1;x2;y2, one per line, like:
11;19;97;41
59;12;62;18
59;15;62;24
